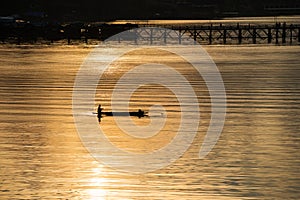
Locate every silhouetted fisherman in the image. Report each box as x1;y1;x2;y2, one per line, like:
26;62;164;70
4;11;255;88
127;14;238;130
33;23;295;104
137;109;144;118
97;104;103;122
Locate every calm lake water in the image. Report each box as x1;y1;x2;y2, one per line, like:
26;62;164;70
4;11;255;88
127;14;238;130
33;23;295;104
0;43;299;199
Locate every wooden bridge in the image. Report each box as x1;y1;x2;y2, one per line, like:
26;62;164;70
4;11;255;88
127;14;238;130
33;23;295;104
112;23;300;45
1;22;299;45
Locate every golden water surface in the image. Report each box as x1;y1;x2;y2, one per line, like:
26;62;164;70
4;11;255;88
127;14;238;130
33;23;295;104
0;44;299;199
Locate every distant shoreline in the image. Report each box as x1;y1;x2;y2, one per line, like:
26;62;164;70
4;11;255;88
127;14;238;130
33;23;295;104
1;16;299;46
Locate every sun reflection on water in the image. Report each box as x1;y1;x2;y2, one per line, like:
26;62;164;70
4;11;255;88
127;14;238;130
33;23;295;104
84;167;108;200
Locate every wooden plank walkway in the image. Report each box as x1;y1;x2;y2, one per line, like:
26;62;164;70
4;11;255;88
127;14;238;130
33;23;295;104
126;23;300;45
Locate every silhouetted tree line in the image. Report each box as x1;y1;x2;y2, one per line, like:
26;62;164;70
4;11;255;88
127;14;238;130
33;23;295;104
0;21;138;44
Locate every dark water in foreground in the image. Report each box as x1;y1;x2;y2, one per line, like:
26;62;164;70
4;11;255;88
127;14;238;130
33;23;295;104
0;44;299;199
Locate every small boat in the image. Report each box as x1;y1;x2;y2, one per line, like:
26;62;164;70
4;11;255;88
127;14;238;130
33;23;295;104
96;105;147;121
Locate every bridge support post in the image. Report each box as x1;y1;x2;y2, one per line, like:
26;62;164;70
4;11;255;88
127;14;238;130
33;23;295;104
178;28;182;44
268;28;272;43
223;29;227;44
209;26;212;45
290;26;293;44
282;22;286;44
193;27;197;44
238;28;242;44
252;28;256;44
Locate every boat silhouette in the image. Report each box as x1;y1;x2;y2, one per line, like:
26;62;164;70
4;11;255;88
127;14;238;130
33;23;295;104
96;105;147;122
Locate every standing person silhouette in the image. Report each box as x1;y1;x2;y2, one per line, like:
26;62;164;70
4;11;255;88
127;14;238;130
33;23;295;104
97;105;103;122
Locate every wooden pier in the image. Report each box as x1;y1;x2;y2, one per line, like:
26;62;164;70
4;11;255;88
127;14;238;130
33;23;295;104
1;22;299;45
117;23;300;45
